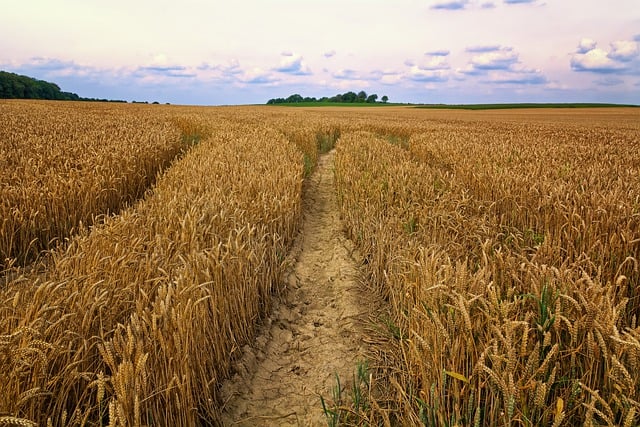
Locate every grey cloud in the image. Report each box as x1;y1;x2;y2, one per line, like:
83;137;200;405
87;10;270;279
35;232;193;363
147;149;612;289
409;73;448;83
594;77;624;86
332;69;383;81
372;69;400;77
26;57;76;71
9;57;107;82
198;60;242;75
245;75;277;84
418;61;450;71
457;65;485;76
425;50;450;56
136;65;196;78
332;69;361;80
431;1;468;10
466;45;504;53
489;74;548;84
140;65;187;73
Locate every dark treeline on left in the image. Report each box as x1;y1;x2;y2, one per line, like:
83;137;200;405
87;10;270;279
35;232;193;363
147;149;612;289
0;71;126;102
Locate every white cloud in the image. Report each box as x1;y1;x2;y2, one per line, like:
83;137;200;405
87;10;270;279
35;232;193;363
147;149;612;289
577;38;597;54
240;67;279;84
571;48;625;72
273;54;311;75
379;73;403;85
418;56;450;70
571;38;639;74
609;40;639;62
456;45;550;87
470;49;518;70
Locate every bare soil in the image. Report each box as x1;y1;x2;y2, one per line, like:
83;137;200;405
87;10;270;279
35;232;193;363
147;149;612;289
219;149;370;426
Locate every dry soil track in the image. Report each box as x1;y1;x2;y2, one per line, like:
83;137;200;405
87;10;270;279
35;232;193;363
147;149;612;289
219;149;370;426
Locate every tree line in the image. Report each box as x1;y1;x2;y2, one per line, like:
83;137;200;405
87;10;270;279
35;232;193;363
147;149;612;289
0;71;126;102
267;91;389;105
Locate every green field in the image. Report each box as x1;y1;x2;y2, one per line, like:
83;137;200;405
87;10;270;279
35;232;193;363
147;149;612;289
414;102;639;110
268;101;638;109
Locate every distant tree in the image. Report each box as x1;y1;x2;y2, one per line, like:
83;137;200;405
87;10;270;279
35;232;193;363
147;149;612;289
0;70;115;101
13;81;25;98
267;91;392;105
381;95;389;103
342;91;357;103
286;94;304;103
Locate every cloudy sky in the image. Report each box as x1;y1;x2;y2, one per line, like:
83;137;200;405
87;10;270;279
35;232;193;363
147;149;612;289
2;0;639;105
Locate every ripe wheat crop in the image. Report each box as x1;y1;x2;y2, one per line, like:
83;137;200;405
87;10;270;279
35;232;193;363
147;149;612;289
334;109;640;425
1;103;638;426
0;103;351;425
0;100;192;271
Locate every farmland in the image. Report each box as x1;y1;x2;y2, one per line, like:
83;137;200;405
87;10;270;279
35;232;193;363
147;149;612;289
1;100;639;425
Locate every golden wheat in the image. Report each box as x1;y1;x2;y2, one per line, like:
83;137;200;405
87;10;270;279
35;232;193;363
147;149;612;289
334;108;640;425
0;103;355;425
0;100;192;270
1;103;638;425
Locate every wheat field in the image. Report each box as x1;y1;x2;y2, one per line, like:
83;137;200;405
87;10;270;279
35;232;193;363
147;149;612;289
334;108;640;426
1;101;638;425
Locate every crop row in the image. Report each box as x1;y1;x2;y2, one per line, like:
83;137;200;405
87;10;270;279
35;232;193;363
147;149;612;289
0;112;310;425
335;122;639;425
0;101;199;270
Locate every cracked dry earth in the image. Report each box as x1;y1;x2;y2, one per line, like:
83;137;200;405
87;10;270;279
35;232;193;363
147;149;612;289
220;149;370;426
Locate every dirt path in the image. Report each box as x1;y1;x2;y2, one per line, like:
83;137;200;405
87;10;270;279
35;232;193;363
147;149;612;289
219;150;369;426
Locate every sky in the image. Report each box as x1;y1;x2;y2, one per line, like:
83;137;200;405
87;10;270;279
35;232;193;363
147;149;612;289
1;0;639;105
